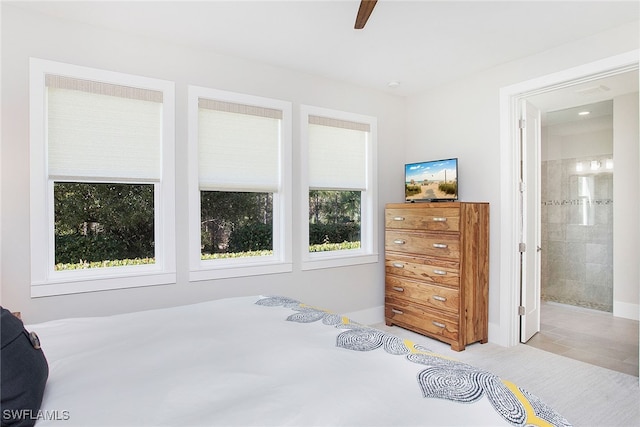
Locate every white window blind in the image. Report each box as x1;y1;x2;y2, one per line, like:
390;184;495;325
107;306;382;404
46;75;163;181
308;116;369;190
198;98;282;192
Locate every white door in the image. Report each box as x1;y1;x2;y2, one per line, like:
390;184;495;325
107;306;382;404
519;100;542;343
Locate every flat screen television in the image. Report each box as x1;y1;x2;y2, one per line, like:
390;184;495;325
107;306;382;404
405;158;458;202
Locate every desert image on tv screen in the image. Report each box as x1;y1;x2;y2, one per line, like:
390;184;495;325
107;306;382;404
405;159;457;201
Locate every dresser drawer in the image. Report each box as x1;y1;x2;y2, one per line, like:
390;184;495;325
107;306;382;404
386;207;460;232
385;231;460;259
384;202;489;351
385;254;459;287
386;277;459;314
385;299;459;343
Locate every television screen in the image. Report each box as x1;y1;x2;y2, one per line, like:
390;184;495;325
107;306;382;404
405;158;458;202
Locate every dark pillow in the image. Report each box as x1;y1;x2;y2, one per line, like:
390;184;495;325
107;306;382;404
1;307;49;427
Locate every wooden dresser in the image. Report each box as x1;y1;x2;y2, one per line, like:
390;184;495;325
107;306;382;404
384;202;489;351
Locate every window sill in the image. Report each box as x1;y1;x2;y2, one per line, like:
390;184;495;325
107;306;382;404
31;272;176;297
301;252;379;271
189;262;293;282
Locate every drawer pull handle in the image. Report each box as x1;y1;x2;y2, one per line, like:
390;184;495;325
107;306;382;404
391;308;404;315
393;216;405;221
433;269;447;275
432;295;447;302
392;286;404;292
432;217;447;222
432;243;448;249
432;321;446;328
392;262;404;268
394;239;406;245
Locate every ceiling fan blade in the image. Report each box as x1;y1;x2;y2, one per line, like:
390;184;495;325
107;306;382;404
354;0;377;29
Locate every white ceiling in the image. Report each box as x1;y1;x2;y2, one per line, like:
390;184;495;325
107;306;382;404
9;0;640;98
528;69;639;125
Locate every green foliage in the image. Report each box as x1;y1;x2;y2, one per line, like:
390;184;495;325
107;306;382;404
54;182;154;265
405;184;421;197
55;257;154;271
56;234;130;265
54;184;364;268
309;190;360;225
202;250;273;260
308;190;361;250
438;182;457;195
58;239;360;269
309;223;360;245
228;223;272;252
309;241;361;252
201;191;273;255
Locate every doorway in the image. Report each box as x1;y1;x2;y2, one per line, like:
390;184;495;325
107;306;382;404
521;71;638;338
532;99;615;313
518;76;639;375
498;50;640;350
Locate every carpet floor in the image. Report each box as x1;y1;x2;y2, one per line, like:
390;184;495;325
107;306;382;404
373;323;640;427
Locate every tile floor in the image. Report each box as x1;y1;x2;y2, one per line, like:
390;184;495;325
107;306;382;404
526;301;639;376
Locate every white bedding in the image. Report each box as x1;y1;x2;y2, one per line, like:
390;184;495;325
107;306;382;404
31;296;570;426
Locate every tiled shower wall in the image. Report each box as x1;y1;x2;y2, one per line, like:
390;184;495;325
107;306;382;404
540;155;613;312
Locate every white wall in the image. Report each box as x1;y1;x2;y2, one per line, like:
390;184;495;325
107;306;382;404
613;92;640;319
405;21;639;344
2;4;638;344
0;5;406;323
544;119;613;161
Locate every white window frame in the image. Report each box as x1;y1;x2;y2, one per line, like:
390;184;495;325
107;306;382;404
300;105;378;270
188;86;292;281
29;58;176;297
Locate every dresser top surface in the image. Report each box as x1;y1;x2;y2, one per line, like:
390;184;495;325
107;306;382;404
386;202;488;209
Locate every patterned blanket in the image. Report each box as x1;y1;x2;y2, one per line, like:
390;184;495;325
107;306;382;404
257;295;571;427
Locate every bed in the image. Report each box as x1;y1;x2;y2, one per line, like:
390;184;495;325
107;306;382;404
29;295;570;426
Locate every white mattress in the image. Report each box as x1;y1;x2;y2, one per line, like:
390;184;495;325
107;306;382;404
31;296;570;426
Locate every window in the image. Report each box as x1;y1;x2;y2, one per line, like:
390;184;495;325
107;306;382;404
30;59;175;296
54;182;155;268
188;87;292;280
300;105;378;270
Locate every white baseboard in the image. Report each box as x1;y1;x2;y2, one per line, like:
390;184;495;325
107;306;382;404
345;305;385;325
613;301;640;321
488;321;510;347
